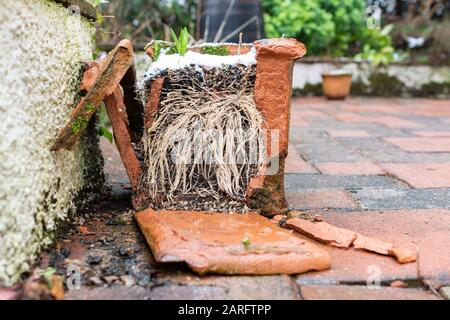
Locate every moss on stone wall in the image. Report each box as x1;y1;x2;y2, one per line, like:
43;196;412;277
0;0;104;285
413;81;450;97
369;73;405;96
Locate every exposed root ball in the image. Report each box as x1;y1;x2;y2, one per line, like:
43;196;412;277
141;69;265;208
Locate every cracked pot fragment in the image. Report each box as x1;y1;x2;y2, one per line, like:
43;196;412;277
284;217;417;264
135;209;331;275
52;40;134;151
246;38;307;216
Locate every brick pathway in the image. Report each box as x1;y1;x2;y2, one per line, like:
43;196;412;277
286;97;450;299
37;97;450;300
287;97;450;209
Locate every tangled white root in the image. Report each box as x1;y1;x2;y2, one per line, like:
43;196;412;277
142;80;266;204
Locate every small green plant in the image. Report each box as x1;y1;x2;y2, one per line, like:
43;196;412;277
242;237;251;248
201;45;230;56
170;27;190;56
99;126;113;143
153;42;162;61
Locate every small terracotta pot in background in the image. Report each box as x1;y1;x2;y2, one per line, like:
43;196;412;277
321;70;353;100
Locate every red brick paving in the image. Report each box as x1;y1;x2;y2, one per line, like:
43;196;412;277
340;103;401;114
300;285;438;300
315;162;385;176
408;106;450;117
293;96;329;108
373;115;423;129
297;209;450;286
286;98;450;297
332;113;423;128
290;113;310;126
413;131;450;137
101;139;129;184
384;137;450;152
295;109;326;117
332;113;374;123
286;144;318;174
380;163;450;188
327;130;371;138
33;97;450;300
65;287;152;300
337;101;450;118
286;190;358;210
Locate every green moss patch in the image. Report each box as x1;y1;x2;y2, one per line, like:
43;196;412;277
71;114;89;134
200;45;230;56
413;81;450;97
367;73;405;96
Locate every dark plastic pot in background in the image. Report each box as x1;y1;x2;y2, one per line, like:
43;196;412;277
196;0;265;43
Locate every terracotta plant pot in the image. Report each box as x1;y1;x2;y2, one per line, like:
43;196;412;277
134;38;306;217
321;70;353;100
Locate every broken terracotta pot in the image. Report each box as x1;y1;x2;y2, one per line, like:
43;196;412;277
52;39;305;216
52;40;138;152
134;38;306;216
51;40;144;189
285;218;357;249
53;39;334;276
388;247;417;264
104;87;141;189
284;217;417;264
135;209;331;275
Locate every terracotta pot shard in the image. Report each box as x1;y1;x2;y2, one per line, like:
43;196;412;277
353;233;393;255
52;40;135;151
284;217;417;264
144;77;165;130
285;218;357;249
246;38;306;216
134;209;331;275
104;87;141;190
388;247;417;264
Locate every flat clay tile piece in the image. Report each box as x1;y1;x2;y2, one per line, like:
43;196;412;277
388;247;417;264
353;234;393;255
284;217;417;264
134;209;331;275
284;218;357;249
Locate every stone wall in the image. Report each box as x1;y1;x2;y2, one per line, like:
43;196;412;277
292;58;450;98
0;0;104;285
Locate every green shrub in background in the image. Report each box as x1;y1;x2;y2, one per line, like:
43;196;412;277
263;0;334;55
262;0;395;58
355;24;397;66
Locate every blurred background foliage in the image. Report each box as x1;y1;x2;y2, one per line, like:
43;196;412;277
95;0;449;65
263;0;380;57
96;0;197;49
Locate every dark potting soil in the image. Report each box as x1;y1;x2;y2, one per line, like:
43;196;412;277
141;64;256;102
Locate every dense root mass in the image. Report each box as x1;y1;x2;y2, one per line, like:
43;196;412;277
139;64;265;212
